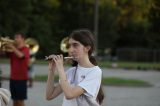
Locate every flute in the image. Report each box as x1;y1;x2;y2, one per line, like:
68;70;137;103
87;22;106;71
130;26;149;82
64;57;74;59
45;55;74;61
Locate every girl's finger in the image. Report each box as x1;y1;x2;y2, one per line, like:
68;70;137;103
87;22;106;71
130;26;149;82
52;58;54;61
57;55;61;59
60;54;63;59
53;57;57;63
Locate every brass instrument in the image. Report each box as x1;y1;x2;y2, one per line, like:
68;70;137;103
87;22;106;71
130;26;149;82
60;37;69;53
0;37;15;52
45;37;75;61
0;37;39;54
25;38;39;55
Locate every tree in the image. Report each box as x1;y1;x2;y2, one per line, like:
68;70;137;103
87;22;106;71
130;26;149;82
0;0;32;35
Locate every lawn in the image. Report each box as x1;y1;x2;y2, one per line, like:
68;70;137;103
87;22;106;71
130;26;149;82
34;75;152;87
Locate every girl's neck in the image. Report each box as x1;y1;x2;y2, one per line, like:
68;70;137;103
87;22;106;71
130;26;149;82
78;55;94;68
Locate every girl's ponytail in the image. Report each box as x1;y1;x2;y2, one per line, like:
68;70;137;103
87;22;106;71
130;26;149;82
89;56;104;104
89;55;97;66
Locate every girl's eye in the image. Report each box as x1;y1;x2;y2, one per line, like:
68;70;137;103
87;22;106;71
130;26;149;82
73;43;79;48
68;43;79;49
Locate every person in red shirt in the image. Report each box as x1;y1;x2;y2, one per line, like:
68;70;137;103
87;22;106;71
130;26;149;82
7;33;29;106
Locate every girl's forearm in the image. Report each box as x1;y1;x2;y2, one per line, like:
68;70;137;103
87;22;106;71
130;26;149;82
58;69;73;99
46;71;55;100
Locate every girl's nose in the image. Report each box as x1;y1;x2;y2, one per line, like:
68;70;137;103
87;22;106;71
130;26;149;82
68;46;74;53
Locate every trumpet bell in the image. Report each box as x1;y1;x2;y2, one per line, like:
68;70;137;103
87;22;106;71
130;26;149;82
60;37;69;53
25;38;39;55
0;39;2;48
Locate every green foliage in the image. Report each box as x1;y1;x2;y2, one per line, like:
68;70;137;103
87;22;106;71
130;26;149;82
0;0;32;35
0;0;159;58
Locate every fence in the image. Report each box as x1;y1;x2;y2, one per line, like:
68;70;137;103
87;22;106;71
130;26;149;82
116;48;160;62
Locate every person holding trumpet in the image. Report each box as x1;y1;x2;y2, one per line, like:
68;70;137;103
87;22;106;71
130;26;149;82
6;33;29;106
46;29;104;106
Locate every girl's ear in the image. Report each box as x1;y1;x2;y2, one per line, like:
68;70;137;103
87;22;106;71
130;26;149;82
84;46;91;52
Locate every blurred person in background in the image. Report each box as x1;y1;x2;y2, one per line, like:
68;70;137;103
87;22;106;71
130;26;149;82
6;33;29;106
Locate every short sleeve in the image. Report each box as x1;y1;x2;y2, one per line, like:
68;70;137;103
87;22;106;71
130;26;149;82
78;69;102;97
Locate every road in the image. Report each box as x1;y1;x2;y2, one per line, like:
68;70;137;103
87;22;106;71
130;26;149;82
1;63;160;106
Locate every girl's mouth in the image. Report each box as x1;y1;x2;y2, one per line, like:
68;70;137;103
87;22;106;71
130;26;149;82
69;55;78;60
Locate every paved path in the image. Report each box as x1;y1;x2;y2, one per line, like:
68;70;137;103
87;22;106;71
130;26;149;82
1;63;160;106
2;81;160;106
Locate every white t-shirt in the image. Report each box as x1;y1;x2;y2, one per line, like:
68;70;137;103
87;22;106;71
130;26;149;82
62;64;102;106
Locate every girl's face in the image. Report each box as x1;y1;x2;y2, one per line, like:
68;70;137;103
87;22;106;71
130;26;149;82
68;38;89;61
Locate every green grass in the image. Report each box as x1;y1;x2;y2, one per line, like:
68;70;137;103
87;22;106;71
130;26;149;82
99;61;160;70
34;75;152;87
35;75;59;82
102;77;152;87
0;58;9;63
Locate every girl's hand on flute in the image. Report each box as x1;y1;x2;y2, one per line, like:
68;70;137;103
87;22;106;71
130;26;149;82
52;54;64;73
47;55;56;72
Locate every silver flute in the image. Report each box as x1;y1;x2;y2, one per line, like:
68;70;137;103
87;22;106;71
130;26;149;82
45;55;74;60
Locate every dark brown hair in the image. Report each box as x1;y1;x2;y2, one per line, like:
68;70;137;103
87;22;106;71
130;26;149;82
14;32;26;39
69;29;104;104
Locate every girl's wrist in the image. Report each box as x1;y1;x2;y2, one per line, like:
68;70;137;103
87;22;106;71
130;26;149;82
59;78;67;82
49;69;53;71
49;67;56;72
57;67;64;72
48;70;55;74
58;69;67;81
